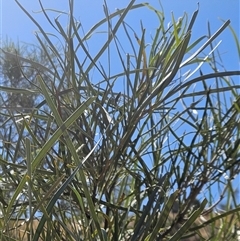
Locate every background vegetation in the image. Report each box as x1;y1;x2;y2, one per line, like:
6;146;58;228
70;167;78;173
0;1;239;240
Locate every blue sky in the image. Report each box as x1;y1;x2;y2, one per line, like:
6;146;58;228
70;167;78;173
1;0;239;206
1;0;239;73
0;0;239;85
1;1;239;60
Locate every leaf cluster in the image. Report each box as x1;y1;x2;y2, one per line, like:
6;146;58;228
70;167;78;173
0;1;239;240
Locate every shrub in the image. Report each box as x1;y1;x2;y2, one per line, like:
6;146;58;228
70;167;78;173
0;1;239;240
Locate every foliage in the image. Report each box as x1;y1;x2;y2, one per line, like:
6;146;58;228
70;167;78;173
0;0;240;240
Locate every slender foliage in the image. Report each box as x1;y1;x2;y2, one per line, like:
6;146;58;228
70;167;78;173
0;1;239;240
